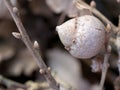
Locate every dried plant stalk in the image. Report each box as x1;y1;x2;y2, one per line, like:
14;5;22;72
99;48;111;90
4;0;59;90
75;0;118;33
99;24;111;90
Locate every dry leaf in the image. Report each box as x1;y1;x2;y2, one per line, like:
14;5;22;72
26;81;51;90
0;43;15;62
47;48;90;90
46;0;79;17
7;48;38;76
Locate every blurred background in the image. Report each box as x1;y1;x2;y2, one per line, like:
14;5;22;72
0;0;120;90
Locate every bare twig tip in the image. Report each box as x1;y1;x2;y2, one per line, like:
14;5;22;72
90;0;96;8
33;41;39;49
12;32;21;39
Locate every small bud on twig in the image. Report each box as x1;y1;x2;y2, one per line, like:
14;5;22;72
13;7;18;13
12;32;21;39
106;24;111;33
107;45;112;53
33;41;39;49
90;0;96;8
40;69;45;74
48;67;51;72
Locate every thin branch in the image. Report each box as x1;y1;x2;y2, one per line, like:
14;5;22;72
0;75;26;89
74;0;118;33
4;0;59;90
99;24;111;90
99;49;110;90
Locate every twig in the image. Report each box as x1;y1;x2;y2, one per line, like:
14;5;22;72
99;24;111;90
74;0;119;33
0;75;26;89
99;49;110;90
4;0;59;90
